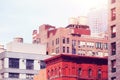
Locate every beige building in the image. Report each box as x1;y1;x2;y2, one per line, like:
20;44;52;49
108;0;120;80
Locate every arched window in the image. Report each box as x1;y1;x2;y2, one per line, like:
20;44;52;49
47;70;50;79
54;68;57;76
64;65;68;75
88;68;92;78
51;69;53;76
78;68;82;77
98;69;102;79
58;67;61;76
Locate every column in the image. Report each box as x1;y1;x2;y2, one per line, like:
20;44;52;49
34;60;40;70
19;59;26;69
4;58;9;68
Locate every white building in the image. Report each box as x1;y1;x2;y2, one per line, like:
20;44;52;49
88;7;108;35
0;38;51;80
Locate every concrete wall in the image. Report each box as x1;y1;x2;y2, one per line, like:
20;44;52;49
6;42;46;54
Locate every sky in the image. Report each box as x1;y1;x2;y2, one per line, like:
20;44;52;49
0;0;108;45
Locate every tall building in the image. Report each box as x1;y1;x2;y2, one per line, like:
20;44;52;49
108;0;119;80
38;54;107;80
88;7;108;35
0;38;51;80
32;22;108;57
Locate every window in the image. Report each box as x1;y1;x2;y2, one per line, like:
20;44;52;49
111;60;116;72
26;74;34;79
46;51;48;55
9;58;19;68
1;59;4;69
111;8;116;21
72;40;76;46
63;46;65;53
111;42;116;55
56;38;59;45
56;39;57;44
88;69;92;78
40;60;46;69
58;67;61;76
9;73;19;78
58;38;59;44
86;42;94;48
111;0;116;3
111;25;116;38
56;47;59;53
98;69;102;79
104;43;108;49
26;59;34;70
47;70;50;79
51;69;53;76
78;68;82;76
63;37;65;44
80;41;86;47
72;47;76;54
67;47;69;53
67;38;69;44
96;42;102;49
111;77;116;80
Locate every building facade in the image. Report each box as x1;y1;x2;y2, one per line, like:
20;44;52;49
44;54;108;80
32;24;108;57
108;0;120;80
0;39;51;80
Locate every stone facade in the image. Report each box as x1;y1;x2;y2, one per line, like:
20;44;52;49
108;0;120;80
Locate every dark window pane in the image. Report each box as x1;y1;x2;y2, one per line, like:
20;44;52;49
98;69;102;79
9;58;19;68
67;47;69;53
63;46;65;53
111;25;116;38
26;59;34;70
9;73;19;78
111;42;116;55
63;37;65;44
40;60;46;69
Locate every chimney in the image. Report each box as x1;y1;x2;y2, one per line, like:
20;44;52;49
13;37;23;43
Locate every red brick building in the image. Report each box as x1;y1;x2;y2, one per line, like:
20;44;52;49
32;24;108;57
45;54;108;80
